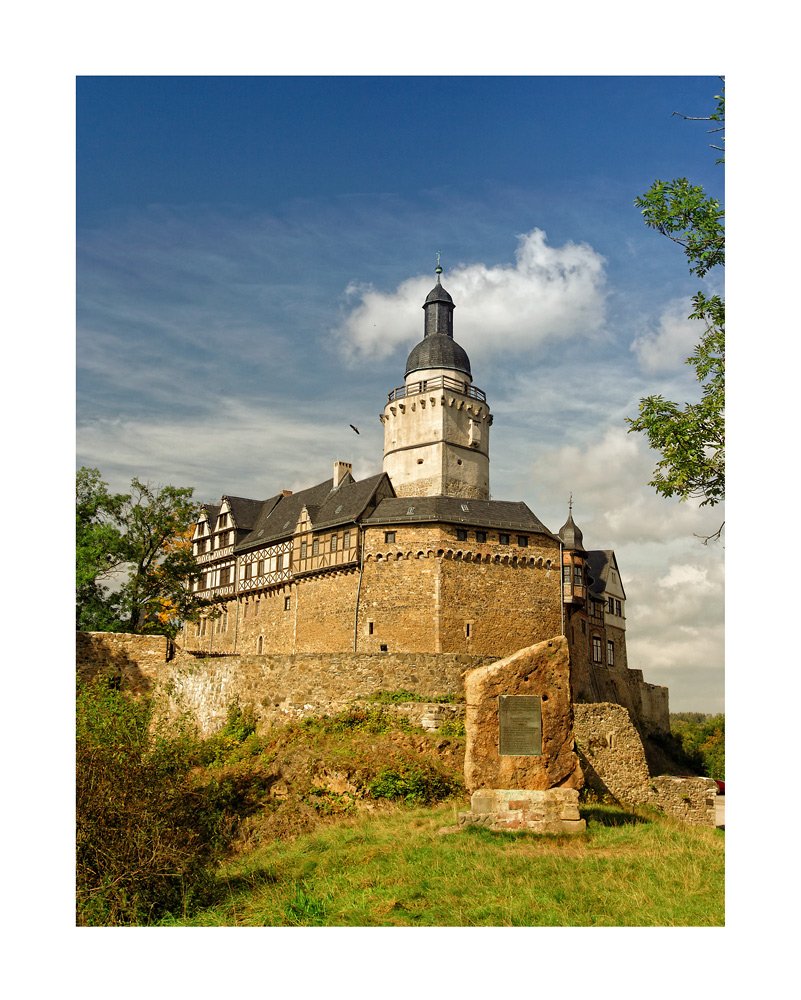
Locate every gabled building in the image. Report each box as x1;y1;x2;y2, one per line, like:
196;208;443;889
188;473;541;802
183;265;668;731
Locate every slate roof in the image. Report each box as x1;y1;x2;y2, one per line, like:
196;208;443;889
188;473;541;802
558;511;586;552
224;495;267;532
362;496;559;539
235;472;394;552
585;549;626;600
424;282;454;305
200;503;220;525
311;472;394;532
406;333;472;378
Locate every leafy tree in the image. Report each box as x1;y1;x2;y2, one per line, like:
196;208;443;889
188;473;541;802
628;84;725;541
76;468;215;637
670;713;725;781
76;468;127;631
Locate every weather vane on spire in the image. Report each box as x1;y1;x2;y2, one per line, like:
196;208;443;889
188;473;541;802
568;492;573;513
435;250;443;281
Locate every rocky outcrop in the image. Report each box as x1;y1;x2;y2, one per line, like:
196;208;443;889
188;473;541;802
463;636;583;794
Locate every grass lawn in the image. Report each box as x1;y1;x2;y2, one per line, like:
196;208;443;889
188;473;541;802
164;800;724;927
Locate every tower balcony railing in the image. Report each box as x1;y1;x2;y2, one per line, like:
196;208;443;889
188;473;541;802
387;375;486;403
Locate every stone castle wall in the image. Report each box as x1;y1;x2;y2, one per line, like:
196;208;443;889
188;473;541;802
184;523;564;660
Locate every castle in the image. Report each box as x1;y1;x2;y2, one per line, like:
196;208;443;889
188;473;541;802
183;265;668;733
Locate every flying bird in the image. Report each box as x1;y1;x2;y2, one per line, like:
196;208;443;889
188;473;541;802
350;424;360;435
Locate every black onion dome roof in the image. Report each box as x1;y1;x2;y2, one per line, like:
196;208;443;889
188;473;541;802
424;283;454;305
405;333;472;377
559;511;586;552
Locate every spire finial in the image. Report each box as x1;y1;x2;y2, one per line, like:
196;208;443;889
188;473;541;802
568;492;573;513
435;250;442;283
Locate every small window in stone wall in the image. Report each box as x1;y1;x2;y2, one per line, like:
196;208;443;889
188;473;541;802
616;599;622;616
499;533;510;545
476;531;487;543
581;619;586;635
223;612;228;632
592;636;602;662
380;643;388;652
465;622;473;638
517;535;528;547
284;596;291;611
457;529;467;541
368;621;374;635
384;531;396;544
258;636;263;654
607;639;615;666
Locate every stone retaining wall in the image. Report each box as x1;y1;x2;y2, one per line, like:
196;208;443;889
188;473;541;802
76;632;172;693
160;651;493;736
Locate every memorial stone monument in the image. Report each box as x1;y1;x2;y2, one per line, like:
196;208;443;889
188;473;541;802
458;636;586;833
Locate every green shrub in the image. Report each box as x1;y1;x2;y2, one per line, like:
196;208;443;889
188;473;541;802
76;675;232;925
367;761;461;804
300;707;413;736
436;717;465;738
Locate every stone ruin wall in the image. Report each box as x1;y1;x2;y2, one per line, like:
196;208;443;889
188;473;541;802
574;703;717;827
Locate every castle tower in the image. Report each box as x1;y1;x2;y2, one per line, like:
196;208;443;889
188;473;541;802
381;263;492;499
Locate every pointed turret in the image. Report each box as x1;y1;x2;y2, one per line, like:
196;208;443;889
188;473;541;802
559;504;586;553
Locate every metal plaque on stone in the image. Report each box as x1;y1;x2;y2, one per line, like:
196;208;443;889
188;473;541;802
498;695;542;756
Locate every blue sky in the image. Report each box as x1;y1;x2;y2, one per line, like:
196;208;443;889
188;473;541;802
76;74;725;711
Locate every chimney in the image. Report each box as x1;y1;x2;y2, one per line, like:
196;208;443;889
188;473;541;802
333;461;352;489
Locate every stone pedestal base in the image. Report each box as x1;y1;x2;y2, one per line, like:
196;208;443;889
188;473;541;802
458;788;586;834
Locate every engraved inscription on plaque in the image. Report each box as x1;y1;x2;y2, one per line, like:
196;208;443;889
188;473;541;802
498;695;542;756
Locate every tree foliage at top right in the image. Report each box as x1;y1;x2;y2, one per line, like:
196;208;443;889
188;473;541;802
628;84;725;539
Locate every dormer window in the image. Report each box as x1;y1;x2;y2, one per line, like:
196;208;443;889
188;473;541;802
218;513;228;528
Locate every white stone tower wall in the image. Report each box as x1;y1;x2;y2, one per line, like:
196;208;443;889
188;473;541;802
382;375;491;498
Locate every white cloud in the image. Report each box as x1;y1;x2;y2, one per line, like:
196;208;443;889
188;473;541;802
334;229;608;362
77;397;384;501
630;296;705;375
